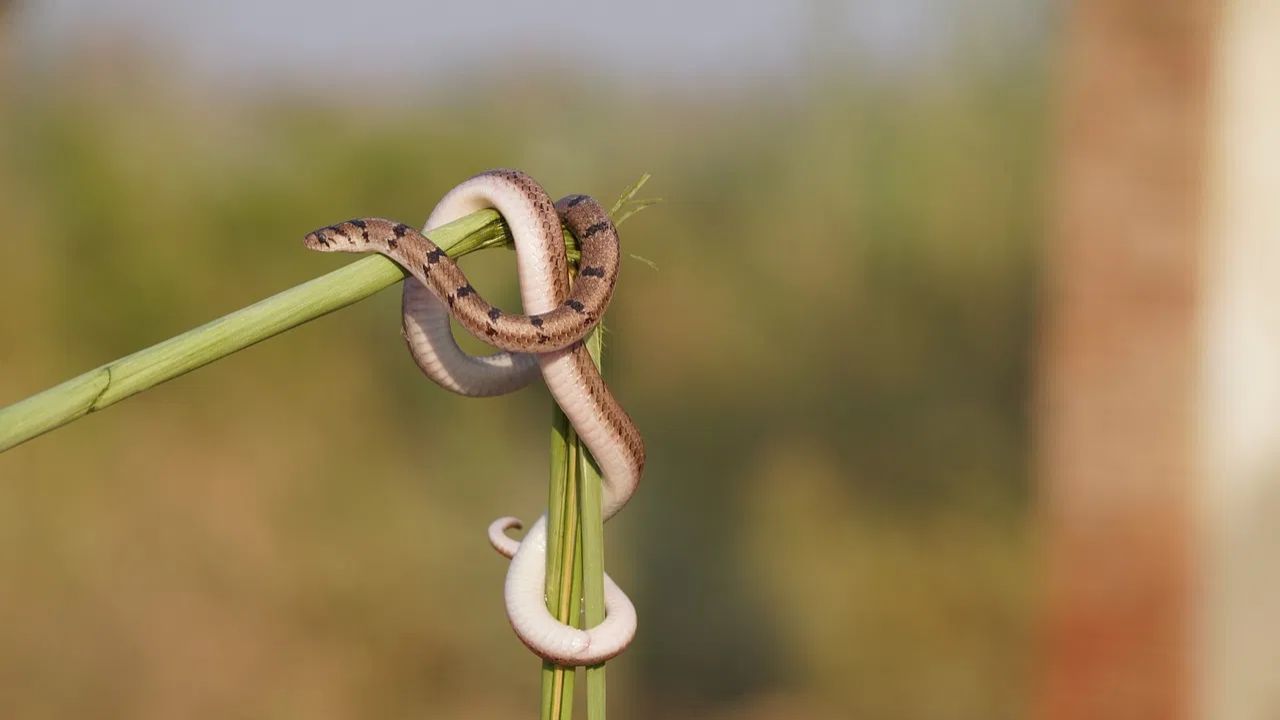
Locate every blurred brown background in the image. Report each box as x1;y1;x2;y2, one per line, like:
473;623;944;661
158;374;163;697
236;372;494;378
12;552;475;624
6;1;1266;719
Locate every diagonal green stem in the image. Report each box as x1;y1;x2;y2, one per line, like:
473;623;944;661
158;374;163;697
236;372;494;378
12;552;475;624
0;209;523;453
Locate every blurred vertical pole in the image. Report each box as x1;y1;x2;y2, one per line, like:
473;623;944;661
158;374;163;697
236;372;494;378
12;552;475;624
0;1;11;78
1036;3;1218;720
1198;2;1280;719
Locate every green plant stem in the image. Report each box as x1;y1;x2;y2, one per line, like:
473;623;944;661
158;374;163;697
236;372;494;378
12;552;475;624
0;208;518;453
542;410;582;720
540;292;609;720
578;333;608;719
536;176;656;720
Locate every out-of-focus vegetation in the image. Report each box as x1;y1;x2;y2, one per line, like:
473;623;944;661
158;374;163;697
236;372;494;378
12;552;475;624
0;37;1045;720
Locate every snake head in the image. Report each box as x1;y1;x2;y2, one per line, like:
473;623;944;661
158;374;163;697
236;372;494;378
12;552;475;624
304;218;373;251
304;218;400;252
303;226;339;251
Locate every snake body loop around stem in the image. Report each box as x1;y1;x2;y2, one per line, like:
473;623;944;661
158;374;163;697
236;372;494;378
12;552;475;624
304;169;645;665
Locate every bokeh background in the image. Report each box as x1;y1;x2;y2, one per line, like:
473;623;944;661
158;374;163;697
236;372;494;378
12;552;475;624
0;2;1048;718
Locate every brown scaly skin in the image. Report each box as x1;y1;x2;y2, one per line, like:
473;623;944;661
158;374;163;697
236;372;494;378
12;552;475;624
555;195;646;487
302;195;620;354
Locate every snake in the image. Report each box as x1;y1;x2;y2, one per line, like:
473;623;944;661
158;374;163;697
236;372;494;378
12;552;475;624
303;169;645;665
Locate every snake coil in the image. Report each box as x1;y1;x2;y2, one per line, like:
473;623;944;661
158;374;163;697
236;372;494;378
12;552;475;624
305;169;644;664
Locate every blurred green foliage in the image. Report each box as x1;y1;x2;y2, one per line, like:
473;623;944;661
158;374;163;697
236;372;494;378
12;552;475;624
0;49;1044;720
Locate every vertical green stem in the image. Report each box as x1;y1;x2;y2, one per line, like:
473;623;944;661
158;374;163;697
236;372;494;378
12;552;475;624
541;293;611;718
541;411;579;720
578;329;608;719
540;176;649;718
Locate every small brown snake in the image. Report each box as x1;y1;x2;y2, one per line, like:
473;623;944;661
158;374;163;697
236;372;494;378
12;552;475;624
304;169;645;665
